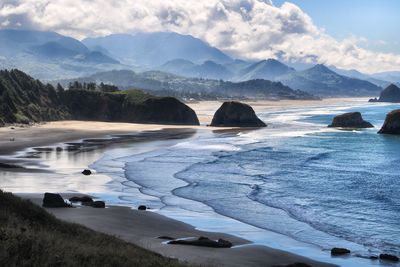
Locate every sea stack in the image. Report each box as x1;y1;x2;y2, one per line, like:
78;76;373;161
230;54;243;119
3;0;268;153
328;112;373;128
378;109;400;134
369;84;400;103
210;101;266;127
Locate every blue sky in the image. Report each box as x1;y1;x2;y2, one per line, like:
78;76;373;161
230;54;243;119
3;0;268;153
274;0;400;54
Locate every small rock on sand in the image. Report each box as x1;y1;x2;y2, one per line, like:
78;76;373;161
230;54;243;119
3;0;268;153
168;236;233;248
331;247;351;256
81;169;92;175
138;205;147;210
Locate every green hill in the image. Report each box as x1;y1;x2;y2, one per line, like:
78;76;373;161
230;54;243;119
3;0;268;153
0;69;199;126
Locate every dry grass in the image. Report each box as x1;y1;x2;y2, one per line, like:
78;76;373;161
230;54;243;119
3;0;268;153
0;190;191;267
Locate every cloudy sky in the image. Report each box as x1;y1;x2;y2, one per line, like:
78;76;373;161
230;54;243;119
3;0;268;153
0;0;399;73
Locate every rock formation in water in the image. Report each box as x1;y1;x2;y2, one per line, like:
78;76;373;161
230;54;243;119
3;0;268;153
210;101;266;127
0;69;200;126
328;112;373;128
369;84;400;103
378;109;400;134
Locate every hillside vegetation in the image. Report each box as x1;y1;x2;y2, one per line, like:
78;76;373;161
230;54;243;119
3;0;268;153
0;190;190;267
0;69;199;126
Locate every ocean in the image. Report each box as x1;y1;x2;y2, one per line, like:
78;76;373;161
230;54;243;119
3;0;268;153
91;100;400;266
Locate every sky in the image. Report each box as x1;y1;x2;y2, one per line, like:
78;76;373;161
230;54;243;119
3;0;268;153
0;0;399;73
273;0;400;54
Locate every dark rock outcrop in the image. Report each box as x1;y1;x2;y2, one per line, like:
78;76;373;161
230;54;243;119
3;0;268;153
121;97;200;125
138;205;147;211
82;200;105;208
331;247;351;256
69;196;93;203
42;193;71;208
328;112;373;128
210;101;266;127
81;169;92;175
369;84;400;103
378;109;400;134
168;236;232;248
60;90;199;125
379;254;399;262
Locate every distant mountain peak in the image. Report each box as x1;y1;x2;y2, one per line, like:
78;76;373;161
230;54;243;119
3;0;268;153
310;64;332;72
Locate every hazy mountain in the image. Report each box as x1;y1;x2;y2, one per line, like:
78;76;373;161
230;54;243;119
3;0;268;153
0;29;122;80
0;29;89;57
82;32;233;67
238;59;295;81
329;65;391;88
159;59;233;80
159;59;197;74
371;71;400;83
224;59;253;75
278;64;382;96
56;69;315;100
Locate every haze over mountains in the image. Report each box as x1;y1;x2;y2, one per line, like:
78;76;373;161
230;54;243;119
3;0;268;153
0;29;399;98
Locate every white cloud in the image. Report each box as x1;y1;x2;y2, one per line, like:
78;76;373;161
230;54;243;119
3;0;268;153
0;0;399;73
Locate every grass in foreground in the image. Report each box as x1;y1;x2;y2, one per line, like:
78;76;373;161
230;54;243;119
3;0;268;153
0;190;190;267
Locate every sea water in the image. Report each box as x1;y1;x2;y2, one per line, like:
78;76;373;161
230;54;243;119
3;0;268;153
90;100;400;266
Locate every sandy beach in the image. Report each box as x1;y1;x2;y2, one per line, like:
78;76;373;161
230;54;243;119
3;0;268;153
0;99;371;267
16;193;333;267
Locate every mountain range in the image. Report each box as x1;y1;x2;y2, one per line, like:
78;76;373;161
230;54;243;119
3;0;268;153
82;32;232;67
56;70;314;101
0;29;124;80
0;29;399;97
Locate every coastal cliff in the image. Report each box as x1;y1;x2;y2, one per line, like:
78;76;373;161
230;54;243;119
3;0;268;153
0;69;199;126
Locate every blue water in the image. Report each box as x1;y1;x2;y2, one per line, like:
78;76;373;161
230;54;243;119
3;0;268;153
90;101;400;265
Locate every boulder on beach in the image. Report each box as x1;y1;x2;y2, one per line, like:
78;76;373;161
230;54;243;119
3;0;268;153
69;196;93;203
138;205;147;211
82;200;105;208
90;201;105;208
42;193;71;208
379;254;399;262
331;247;351;256
369;84;400;103
210;101;266;127
378;109;400;135
81;169;92;175
328;112;373;128
168;236;233;248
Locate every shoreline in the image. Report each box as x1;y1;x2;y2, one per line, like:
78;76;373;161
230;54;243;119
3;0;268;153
0;119;337;267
